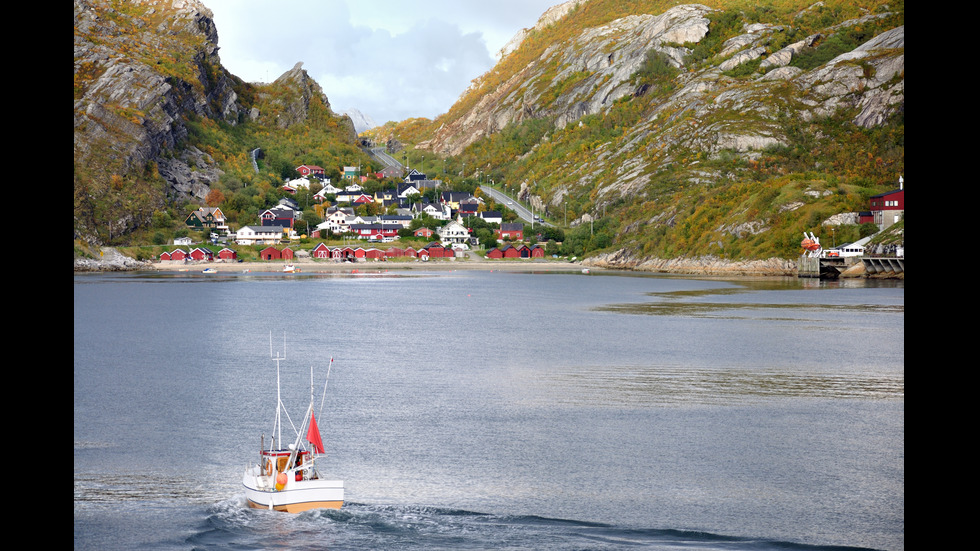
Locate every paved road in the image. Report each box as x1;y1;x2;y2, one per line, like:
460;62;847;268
368;147;403;169
480;186;550;228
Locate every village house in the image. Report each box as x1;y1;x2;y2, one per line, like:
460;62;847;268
397;183;422;198
379;214;413;228
438;219;471;246
440;191;473;211
477;211;502;225
296;165;325;178
261;206;299;229
314;182;343;203
496;223;524;241
343;166;360;181
457;198;480;217
282;177;314;194
184;207;228;233
413;201;451;220
869;186;904;230
235;225;286;245
349;223;401;242
189;247;214;261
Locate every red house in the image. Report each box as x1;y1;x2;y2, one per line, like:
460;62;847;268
312;243;331;258
169;249;188;261
296;165;325;178
160;251;173;261
502;245;521;258
423;243;448;258
190;248;213;261
486;248;503;259
869;187;904;229
260;246;282;260
496;223;524;241
217;248;237;260
414;227;434;239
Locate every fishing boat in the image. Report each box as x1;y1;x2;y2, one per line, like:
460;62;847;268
283;264;296;273
242;341;344;512
203;268;217;274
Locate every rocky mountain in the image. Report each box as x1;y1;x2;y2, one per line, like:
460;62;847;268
74;0;356;245
412;0;903;264
423;3;902;157
341;108;378;134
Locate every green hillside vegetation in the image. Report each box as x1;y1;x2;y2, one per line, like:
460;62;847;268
399;0;904;261
78;81;375;248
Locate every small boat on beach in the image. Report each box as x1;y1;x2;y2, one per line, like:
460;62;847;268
242;340;344;512
282;264;296;273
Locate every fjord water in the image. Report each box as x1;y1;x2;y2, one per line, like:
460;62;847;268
74;269;904;550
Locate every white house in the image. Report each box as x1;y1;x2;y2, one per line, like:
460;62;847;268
283;177;312;191
415;202;451;221
477;211;503;225
438;219;470;245
235;225;286;245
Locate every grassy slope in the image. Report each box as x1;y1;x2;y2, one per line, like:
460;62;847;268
403;0;904;261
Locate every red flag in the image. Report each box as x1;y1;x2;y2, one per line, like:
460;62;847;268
307;411;325;454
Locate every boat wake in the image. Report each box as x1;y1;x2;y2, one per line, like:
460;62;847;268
194;501;876;551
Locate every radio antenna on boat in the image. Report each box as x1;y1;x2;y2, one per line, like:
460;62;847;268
318;357;334;420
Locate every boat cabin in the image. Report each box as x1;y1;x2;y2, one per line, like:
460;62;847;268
261;448;314;482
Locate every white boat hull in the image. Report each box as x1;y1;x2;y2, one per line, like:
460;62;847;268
243;467;343;513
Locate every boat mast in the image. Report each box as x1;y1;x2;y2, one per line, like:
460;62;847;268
271;333;285;449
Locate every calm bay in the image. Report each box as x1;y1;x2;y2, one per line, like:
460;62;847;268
74;268;903;550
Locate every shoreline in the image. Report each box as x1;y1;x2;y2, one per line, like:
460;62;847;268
147;258;588;273
74;248;902;279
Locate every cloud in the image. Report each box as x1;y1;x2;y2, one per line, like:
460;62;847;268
204;0;558;125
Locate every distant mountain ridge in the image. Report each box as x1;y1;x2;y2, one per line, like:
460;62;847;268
341;108;378;134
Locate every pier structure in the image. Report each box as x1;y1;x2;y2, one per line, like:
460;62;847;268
797;255;904;279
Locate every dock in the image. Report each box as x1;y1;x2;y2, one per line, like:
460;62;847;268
798;255;904;279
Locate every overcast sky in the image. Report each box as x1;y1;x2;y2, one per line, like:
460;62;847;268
204;0;561;125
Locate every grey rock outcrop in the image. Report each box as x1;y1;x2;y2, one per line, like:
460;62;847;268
421;4;903;159
74;247;151;272
582;250;797;276
74;0;241;190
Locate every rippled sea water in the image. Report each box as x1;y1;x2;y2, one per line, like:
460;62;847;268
75;269;903;550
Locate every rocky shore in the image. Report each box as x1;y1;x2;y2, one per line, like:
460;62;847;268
581;250;798;276
74;247;152;272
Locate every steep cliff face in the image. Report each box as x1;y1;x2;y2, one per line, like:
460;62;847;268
74;0;242;241
74;0;240;186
